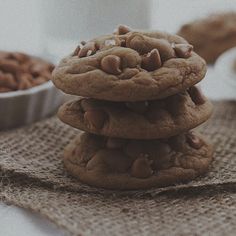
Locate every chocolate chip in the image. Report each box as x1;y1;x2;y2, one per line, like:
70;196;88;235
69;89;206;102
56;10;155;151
173;43;193;58
72;45;81;56
78;42;96;58
84;109;107;129
127;34;176;61
186;132;203;149
125;101;149;114
131;157;153;178
101;55;122;75
126;34;145;53
116;25;131;35
141;49;162;71
188;86;206;105
86;151;106;172
68;101;81;111
80;99;94;112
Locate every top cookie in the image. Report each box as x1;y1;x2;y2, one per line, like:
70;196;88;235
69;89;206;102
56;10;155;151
52;25;206;101
178;12;236;64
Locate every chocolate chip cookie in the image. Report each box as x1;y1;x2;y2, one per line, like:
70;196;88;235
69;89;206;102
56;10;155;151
52;26;206;101
178;12;236;64
64;131;213;190
58;86;213;139
53;24;214;190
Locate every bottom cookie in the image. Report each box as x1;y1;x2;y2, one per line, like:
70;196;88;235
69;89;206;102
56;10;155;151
64;132;213;190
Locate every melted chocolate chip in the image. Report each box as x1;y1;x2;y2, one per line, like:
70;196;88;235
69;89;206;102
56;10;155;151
101;55;122;75
188;86;206;105
116;25;131;35
186;132;203;149
141;49;162;71
78;42;97;58
84;109;107;129
173;43;193;58
131;157;153;178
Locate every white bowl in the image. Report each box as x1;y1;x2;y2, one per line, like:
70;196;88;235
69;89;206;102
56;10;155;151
0;80;64;130
214;47;236;99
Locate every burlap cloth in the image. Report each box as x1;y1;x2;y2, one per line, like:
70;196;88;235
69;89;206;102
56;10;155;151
0;101;236;235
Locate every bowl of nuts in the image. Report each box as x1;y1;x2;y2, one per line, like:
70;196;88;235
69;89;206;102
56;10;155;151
0;51;63;130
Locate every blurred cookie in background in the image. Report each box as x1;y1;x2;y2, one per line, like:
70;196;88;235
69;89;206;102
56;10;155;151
178;12;236;64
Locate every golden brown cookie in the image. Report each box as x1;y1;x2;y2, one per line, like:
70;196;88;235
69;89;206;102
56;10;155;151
178;12;236;64
58;86;213;139
64;131;213;190
52;26;206;101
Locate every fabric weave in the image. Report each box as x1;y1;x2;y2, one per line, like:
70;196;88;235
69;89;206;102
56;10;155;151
0;101;235;235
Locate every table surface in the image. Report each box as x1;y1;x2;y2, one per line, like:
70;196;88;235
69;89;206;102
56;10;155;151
1;63;236;236
0;203;65;236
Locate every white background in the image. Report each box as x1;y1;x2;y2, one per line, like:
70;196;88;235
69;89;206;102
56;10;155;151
0;0;236;235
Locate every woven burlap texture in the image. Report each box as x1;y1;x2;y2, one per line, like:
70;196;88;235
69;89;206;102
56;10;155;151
0;101;236;235
0;176;236;236
0;101;236;196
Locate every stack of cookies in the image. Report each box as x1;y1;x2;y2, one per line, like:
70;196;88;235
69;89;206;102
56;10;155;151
52;25;213;190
